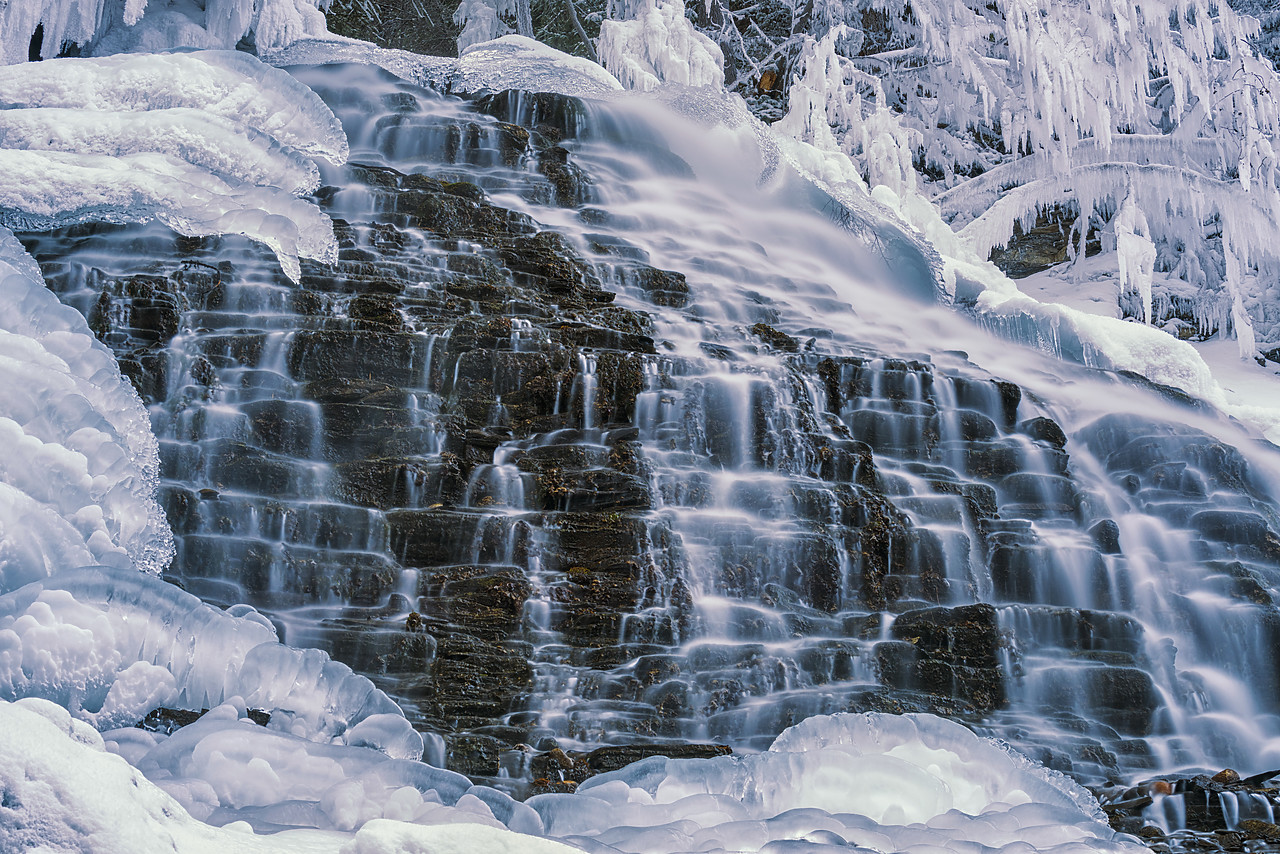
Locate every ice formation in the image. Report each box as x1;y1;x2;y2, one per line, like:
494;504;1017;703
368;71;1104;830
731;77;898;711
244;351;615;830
0;697;581;854
0;108;322;195
597;0;725;91
0;565;421;751
0;51;346;281
0;50;346;163
457;36;624;96
0;0;331;64
526;714;1146;854
757;0;1280;356
0;227;172;591
0;694;1147;853
264;35;623;99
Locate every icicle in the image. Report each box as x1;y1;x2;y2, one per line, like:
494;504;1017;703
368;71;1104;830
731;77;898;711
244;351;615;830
1114;182;1156;324
1222;228;1259;359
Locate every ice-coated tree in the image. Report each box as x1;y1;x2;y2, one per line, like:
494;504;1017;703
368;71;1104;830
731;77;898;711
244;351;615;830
455;0;536;51
737;0;1280;355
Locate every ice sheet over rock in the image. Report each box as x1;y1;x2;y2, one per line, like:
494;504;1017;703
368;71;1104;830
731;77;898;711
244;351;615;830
0;148;336;282
0;107;322;194
263;35;623;99
0;227;172;590
0;51;347;164
0;565;420;755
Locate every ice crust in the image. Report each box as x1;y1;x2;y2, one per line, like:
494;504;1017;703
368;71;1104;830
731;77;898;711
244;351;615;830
265;35;624;99
0;565;421;752
0;50;346;281
1;693;1146;853
0;697;581;854
0;227;172;590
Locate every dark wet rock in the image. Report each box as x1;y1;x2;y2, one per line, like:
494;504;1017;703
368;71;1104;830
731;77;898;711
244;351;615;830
1116;369;1212;411
989;209;1098;278
1019;416;1068;448
528;742;732;787
139;706;270;734
36;85;1277;793
403;634;535;731
887;604;1004;712
419;565;532;639
1192;510;1280;556
538;144;591;206
749;322;799;352
626;266;689;308
1089;519;1122;554
445;733;507;777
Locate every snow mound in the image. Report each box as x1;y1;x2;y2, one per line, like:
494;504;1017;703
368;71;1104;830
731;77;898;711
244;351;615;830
0;228;172;591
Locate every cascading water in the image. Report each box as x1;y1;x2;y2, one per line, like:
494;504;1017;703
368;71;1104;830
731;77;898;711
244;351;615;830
6;39;1280;851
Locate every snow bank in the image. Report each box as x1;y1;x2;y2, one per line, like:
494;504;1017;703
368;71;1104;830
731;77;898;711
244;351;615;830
0;228;172;592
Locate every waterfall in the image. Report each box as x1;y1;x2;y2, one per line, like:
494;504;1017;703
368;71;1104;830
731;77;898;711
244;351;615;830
2;37;1280;854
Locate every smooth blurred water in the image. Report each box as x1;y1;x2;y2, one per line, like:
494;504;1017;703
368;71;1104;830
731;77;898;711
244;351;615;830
20;59;1280;791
